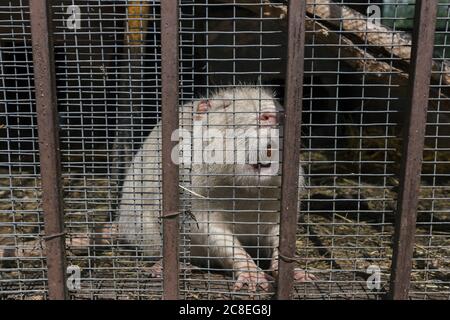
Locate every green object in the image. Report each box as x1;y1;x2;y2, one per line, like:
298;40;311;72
382;0;450;58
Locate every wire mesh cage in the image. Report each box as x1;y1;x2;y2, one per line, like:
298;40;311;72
0;0;48;298
411;2;450;299
0;0;449;300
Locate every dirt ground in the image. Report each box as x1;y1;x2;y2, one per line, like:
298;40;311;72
0;148;448;300
1;125;449;300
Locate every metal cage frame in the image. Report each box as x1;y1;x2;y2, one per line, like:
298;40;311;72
0;0;444;300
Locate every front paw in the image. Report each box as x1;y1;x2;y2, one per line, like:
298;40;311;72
234;269;274;292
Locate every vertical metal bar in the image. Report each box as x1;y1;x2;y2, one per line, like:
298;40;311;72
161;0;180;300
276;0;306;300
389;0;438;300
29;0;67;300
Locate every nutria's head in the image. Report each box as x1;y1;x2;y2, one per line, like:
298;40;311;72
191;86;283;187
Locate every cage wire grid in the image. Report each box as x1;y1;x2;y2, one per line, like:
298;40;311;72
54;0;165;300
0;0;448;300
410;2;450;300
0;0;48;298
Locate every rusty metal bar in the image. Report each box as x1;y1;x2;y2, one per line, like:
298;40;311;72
389;0;438;300
29;0;67;300
276;0;306;300
161;0;180;300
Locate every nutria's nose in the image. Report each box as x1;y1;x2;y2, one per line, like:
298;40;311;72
259;112;277;126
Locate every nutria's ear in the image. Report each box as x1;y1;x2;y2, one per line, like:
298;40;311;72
196;100;211;113
193;100;211;121
193;96;232;120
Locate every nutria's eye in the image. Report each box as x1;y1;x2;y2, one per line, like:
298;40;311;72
259;112;277;126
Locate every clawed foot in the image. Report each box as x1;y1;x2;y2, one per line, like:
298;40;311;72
234;269;274;292
146;260;163;278
272;267;316;282
293;268;316;282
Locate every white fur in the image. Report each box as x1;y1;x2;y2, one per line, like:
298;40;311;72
117;86;305;272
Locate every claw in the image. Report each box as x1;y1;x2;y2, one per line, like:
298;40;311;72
233;269;273;292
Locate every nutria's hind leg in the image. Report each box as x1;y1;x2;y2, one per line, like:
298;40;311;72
0;222;119;265
144;259;163;278
91;222;118;246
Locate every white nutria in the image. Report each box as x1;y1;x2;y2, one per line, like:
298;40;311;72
117;85;314;291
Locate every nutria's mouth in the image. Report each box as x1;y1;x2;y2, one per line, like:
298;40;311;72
252;163;272;170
